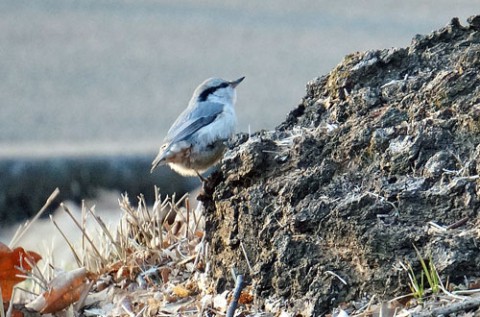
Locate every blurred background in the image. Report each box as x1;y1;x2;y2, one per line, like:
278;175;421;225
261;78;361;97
0;0;478;226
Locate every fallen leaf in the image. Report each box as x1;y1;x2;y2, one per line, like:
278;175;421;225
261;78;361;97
26;267;89;314
146;297;162;316
0;242;42;302
117;295;134;315
238;291;254;305
8;308;24;317
160;267;171;283
172;284;190;298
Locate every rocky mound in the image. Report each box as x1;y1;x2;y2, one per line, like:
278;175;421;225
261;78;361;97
202;16;480;315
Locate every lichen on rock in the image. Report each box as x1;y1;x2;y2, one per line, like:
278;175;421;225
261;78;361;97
202;16;480;315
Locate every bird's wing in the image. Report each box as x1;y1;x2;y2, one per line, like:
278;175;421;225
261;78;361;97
166;101;225;144
168;115;218;145
151;102;224;172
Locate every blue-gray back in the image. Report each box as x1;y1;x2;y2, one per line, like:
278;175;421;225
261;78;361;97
165;101;225;145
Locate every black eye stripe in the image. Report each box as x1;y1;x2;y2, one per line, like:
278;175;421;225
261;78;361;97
198;82;229;101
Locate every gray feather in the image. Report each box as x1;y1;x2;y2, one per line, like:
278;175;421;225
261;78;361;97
165;101;225;144
151;101;225;168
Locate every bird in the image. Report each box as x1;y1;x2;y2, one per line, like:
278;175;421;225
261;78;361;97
151;76;245;179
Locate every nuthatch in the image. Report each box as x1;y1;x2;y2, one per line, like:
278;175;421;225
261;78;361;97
151;76;245;179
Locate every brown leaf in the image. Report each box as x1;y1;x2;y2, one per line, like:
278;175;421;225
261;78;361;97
8;308;24;317
160;267;171;284
26;267;89;314
238;291;254;305
0;242;42;302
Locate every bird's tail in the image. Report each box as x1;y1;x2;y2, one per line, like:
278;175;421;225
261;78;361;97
150;145;169;173
150;158;162;173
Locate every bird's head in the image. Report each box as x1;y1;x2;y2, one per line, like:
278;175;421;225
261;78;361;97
193;76;245;104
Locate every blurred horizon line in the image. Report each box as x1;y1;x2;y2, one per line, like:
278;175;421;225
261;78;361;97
0;141;162;159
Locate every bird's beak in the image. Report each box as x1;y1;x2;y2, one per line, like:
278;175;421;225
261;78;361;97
230;76;245;88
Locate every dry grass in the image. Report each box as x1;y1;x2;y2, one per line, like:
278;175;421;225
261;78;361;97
8;188;256;316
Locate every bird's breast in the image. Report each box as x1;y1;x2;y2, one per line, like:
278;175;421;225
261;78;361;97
194;107;236;147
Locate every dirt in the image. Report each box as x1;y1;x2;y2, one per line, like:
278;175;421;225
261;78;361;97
201;16;480;315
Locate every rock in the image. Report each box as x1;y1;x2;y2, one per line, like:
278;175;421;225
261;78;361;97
202;16;480;315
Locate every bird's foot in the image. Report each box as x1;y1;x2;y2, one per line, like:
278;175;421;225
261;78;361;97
196;170;208;182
